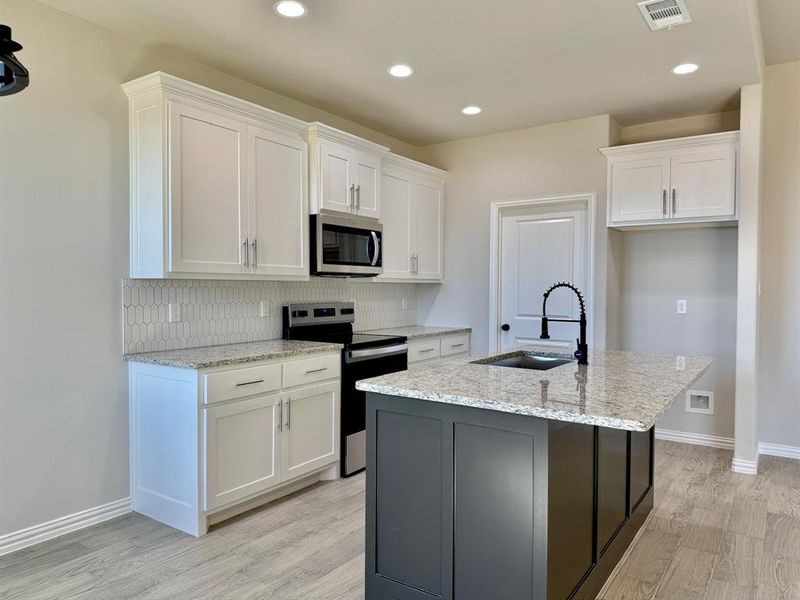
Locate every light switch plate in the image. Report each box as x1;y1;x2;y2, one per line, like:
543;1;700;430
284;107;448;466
168;303;182;323
677;299;688;314
676;355;686;370
260;300;269;318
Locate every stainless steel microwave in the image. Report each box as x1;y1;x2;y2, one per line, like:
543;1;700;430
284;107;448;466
310;213;383;277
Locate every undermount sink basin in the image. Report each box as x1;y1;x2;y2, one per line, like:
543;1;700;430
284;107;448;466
481;353;574;371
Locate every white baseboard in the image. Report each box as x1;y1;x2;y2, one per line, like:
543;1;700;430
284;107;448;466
0;497;131;557
732;457;759;475
655;428;734;450
759;441;800;460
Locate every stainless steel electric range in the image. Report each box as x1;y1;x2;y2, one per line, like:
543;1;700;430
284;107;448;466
282;302;407;476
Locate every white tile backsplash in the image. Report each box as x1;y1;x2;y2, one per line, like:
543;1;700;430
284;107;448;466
122;278;417;353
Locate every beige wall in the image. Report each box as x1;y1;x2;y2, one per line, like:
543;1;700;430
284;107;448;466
758;61;800;448
413;115;615;354
620;228;738;439
619;111;741;145
0;0;417;536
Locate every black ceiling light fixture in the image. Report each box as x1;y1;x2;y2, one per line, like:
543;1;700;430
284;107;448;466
0;25;29;97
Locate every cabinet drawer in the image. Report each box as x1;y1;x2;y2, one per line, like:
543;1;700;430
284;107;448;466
283;354;340;388
440;334;470;357
204;363;282;405
409;339;441;363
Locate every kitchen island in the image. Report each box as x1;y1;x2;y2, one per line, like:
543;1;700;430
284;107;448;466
356;347;712;600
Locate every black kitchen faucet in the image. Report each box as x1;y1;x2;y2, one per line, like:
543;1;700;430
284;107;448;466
540;282;588;365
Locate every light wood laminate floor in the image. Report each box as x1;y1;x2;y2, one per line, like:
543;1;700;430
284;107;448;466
2;441;799;600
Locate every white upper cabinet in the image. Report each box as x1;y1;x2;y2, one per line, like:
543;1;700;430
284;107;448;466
168;101;246;275
601;131;739;228
306;123;388;219
379;154;446;283
123;72;309;280
247;124;308;278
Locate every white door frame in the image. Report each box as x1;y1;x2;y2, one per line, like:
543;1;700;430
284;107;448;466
488;192;597;353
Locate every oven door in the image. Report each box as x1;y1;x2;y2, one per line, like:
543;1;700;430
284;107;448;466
312;214;383;277
341;344;408;476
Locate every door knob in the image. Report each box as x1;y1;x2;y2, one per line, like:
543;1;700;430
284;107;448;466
501;324;510;331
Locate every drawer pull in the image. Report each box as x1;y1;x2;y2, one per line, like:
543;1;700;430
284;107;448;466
450;343;465;348
305;367;329;374
420;348;435;353
235;379;265;387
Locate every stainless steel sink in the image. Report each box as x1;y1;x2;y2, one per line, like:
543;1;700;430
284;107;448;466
480;353;574;371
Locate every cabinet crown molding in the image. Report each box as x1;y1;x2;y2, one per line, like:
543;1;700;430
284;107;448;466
382;152;447;179
306;122;390;156
122;71;307;134
599;130;741;158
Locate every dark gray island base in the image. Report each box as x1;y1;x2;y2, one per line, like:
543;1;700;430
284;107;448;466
365;393;654;600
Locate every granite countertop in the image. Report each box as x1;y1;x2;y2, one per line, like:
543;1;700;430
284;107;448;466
358;325;472;340
124;339;343;369
356;345;712;431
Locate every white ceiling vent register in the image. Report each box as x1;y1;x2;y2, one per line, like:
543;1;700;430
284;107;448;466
637;0;692;30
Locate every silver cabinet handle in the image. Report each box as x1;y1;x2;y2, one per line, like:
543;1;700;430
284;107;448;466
287;398;291;430
348;184;355;210
662;189;667;216
305;367;328;374
244;237;249;267
410;255;414;274
279;400;283;432
252;239;257;269
414;255;419;273
242;238;248;267
235;378;264;387
672;188;677;215
356;184;361;211
420;347;435;353
451;343;465;348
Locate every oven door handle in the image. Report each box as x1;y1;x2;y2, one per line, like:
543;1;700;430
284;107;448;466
346;343;408;363
369;231;380;267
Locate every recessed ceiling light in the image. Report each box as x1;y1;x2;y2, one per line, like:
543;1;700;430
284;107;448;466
273;0;307;18
672;63;700;75
387;64;414;78
462;105;482;115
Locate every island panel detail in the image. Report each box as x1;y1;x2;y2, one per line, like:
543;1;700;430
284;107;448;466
365;393;654;600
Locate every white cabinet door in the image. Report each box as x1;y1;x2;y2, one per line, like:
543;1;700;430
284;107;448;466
413;179;444;280
168;101;246;274
670;148;736;220
247;125;308;279
353;152;380;219
204;393;281;511
609;157;670;224
319;141;353;214
281;382;339;482
380;171;413;279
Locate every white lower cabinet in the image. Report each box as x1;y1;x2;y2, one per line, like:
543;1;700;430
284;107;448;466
204;393;282;511
282;382;339;481
408;332;471;369
129;351;341;536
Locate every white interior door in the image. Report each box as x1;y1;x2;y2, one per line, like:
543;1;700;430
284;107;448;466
168;101;246;274
281;382;339;482
248;125;308;278
379;171;413;278
499;205;588;351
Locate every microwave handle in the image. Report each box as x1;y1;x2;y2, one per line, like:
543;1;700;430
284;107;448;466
369;231;380;266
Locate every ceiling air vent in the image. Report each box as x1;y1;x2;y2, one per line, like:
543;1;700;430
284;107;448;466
637;0;691;30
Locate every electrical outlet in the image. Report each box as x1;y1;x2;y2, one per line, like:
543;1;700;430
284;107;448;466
676;299;688;314
260;300;270;318
676;355;686;371
401;297;408;310
168;303;182;323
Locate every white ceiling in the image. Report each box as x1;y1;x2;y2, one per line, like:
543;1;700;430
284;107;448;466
41;0;776;146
